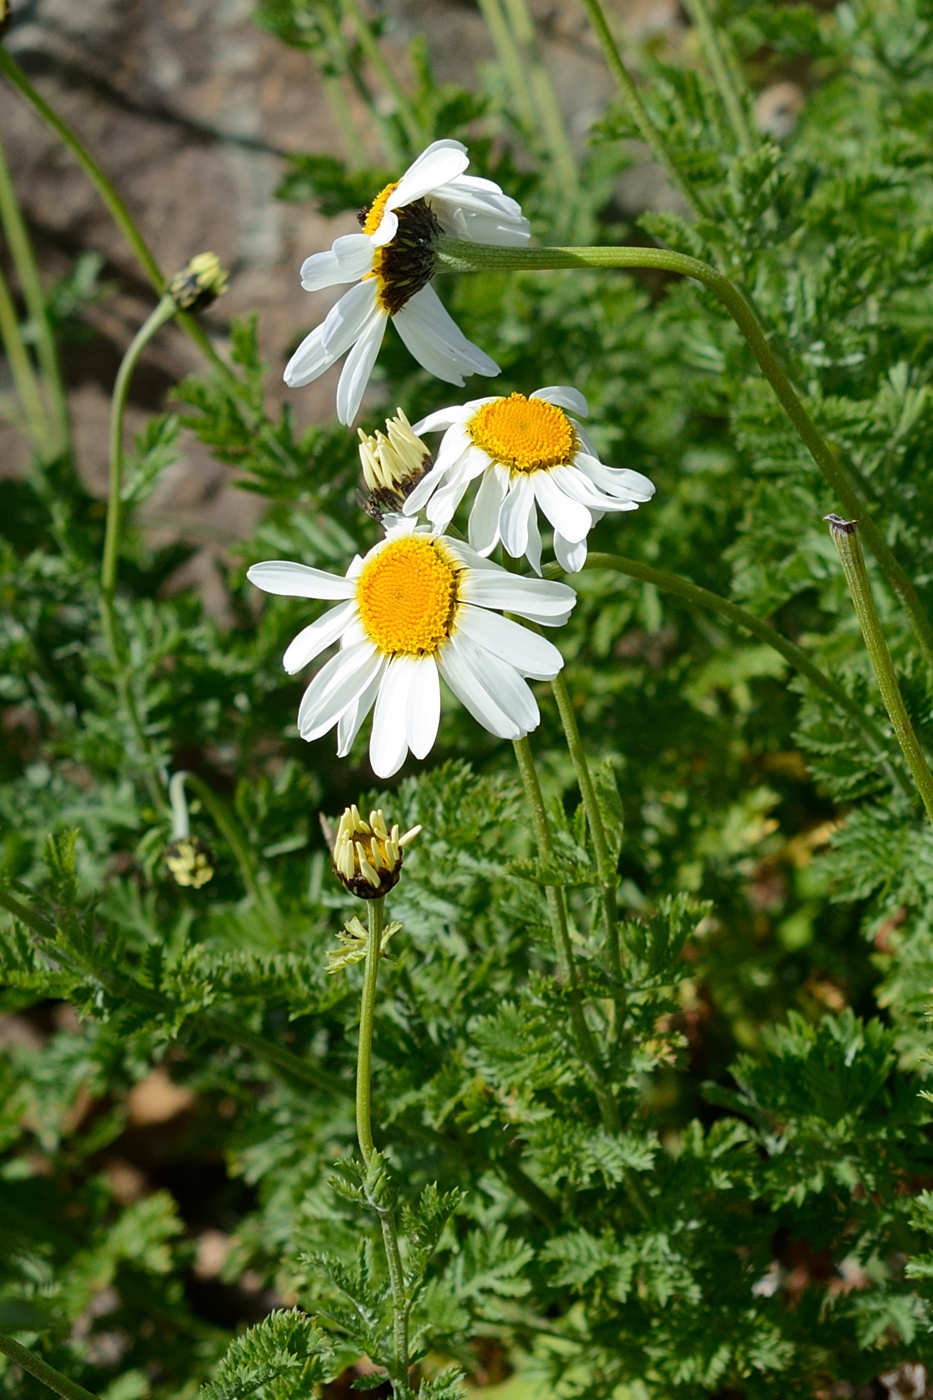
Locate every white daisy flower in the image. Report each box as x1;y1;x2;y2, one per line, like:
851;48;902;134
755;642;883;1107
247;520;574;780
285;139;531;426
403;386;656;574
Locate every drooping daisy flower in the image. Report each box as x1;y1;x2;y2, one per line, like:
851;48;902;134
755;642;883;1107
404;386;656;574
285;140;530;426
247;521;575;779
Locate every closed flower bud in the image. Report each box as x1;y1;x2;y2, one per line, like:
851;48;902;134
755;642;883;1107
167;252;229;312
332;804;420;900
164;836;215;889
358;410;432;522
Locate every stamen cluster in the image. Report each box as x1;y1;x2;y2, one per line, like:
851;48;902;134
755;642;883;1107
358;410;432;521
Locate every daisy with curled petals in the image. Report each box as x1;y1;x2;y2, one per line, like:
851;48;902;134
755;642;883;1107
404;386;656;574
247;520;575;780
285;139;530;426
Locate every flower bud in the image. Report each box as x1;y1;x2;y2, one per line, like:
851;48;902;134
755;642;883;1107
358;410;432;522
164;836;215;889
332;804;420;900
167;252;229;312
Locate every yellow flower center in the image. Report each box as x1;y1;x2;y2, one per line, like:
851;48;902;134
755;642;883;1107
361;182;400;238
468;393;575;473
356;536;459;656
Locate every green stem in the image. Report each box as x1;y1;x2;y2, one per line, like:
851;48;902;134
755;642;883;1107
102;296;175;598
512;736;621;1133
478;0;539;132
501;0;581;211
825;516;933;828
549;669;623;981
355;898;411;1397
337;0;424;155
556;552;913;800
0;49;229;379
0;1333;100;1400
0;131;69;453
0;257;49;453
435;236;933;675
681;0;754;154
576;0;707;218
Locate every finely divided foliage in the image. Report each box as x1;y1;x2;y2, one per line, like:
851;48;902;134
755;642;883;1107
6;3;933;1400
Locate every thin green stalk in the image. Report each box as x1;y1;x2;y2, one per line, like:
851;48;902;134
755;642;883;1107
316;5;396;167
355;898;411;1397
576;0;707;218
435;236;933;676
825;516;933;827
0;131;69;452
549;669;623;981
172;771;268;909
500;0;581;208
0;257;49;452
681;0;754;154
512;735;621;1134
477;0;539;132
550;552;913;799
0;49;229;378
0;1333;100;1400
336;0;424;154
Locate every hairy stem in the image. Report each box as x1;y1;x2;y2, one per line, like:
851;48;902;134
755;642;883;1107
0;131;69;454
0;1335;100;1400
825;516;933;827
549;553;913;799
576;0;707;218
512;736;621;1133
550;670;623;981
435;237;933;674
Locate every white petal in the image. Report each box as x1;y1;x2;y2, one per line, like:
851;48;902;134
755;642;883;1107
336;306;387;425
445;632;539;734
576;453;656;501
412;404;473;435
532;470;592;544
337;666;383;756
499;474;534;559
297;643;382;742
284;281;378;387
468;466;507;554
551;463;622;512
531;385;588;416
393;283;499;384
387;140;469;210
554;533;588;574
402;457;452;516
247;561;355;600
369;657;414;777
282;601;355;674
437;634;522;740
431;202;531;246
525;503;543;575
425;459;473;530
459;569;576;625
300;235;374;291
455;606;564;680
406;657;441;759
431;423;473;471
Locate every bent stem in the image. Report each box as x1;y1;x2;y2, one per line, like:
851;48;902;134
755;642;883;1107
435;237;933;676
549;670;623;984
825;516;933;828
356;897;411;1397
0;1333;100;1400
576;0;707;219
512;735;621;1134
553;552;914;801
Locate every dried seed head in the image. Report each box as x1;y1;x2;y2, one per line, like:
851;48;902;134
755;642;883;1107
332;804;421;899
167;252;229;312
358;410;432;522
164;836;215;889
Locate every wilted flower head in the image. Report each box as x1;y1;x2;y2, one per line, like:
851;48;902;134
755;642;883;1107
358;409;432;522
284;139;530;425
167;252;229;312
332;804;421;900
